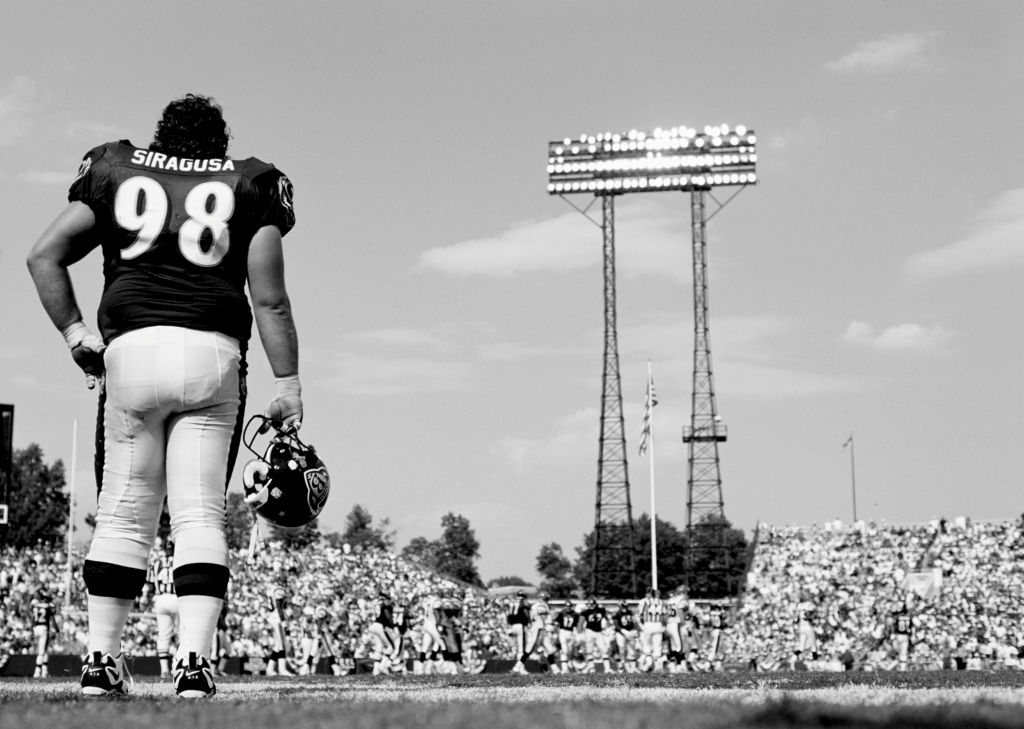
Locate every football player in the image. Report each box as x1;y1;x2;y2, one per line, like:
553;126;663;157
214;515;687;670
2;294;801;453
553;599;581;673
210;603;231;677
580;598;611;673
506;590;531;674
265;585;294;676
150;539;179;678
367;592;400;674
415;592;445;674
664;590;687;673
438;590;464;673
707;605;728;669
524;592;558;673
27;93;303;700
795;600;819;662
611;601;639;673
891;598;915;670
30;587;58;678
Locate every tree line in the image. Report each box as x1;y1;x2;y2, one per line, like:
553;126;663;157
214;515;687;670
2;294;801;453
3;444;749;598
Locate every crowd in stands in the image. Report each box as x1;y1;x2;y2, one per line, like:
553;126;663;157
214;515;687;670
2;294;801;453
731;516;1024;671
2;515;1024;672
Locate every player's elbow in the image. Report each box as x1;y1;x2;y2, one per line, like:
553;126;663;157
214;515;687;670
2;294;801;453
252;297;293;326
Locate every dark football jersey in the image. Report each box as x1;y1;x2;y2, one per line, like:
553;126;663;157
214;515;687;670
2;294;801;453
68;140;295;343
893;611;913;635
555;609;579;631
31;598;55;627
582;606;608;632
613;610;637;632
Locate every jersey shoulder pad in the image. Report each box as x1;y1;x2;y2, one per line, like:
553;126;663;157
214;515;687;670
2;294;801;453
241;157;296;236
67;140;125;203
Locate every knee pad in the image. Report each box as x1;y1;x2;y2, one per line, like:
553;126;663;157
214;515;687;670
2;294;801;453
174;562;230;599
83;559;147;599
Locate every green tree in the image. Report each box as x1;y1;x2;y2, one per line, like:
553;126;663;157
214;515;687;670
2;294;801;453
435;513;483;586
340;503;395;552
0;444;69;547
487;575;532;588
685;513;749;599
225;491;254;551
400;536;440;570
571;513;743;599
536;542;577;598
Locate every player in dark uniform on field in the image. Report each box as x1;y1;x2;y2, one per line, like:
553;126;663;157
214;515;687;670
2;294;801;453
611;601;639;673
368;592;400;674
553;599;581;673
27;94;302;699
580;598;611;673
30;587;59;678
891;601;915;670
507;591;532;674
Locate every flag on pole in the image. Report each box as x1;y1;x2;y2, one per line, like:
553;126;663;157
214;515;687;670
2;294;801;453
639;370;658;456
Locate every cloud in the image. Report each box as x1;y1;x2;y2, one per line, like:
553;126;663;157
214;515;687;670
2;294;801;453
20;170;70;186
0;76;42;146
841;320;955;352
825;32;939;75
301;325;479;396
419;199;689;280
63;119;126;141
313;349;476;396
904;188;1024;281
492;408;597;474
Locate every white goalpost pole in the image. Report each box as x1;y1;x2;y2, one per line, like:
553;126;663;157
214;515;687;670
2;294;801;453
65;418;77;610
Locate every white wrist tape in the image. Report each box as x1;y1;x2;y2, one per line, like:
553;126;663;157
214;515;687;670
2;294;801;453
275;375;301;398
61;321;90;350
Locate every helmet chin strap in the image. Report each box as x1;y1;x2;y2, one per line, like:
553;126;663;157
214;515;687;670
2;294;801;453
247;518;262;563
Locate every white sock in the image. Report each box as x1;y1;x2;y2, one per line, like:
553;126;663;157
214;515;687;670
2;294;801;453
176;595;223;659
87;595;133;656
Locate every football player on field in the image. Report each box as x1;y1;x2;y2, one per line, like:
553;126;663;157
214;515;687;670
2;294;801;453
525;593;557;672
30;587;59;678
27;93;303;700
611;601;639;673
265;585;294;676
891;597;915;670
506;590;531;674
580;598;611;673
415;592;446;674
553;599;581;674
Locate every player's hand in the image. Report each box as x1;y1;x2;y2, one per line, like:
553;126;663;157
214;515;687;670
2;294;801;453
265;394;303;433
70;332;106;390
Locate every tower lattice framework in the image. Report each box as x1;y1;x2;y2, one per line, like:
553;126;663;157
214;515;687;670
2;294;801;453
681;190;731;596
590;193;638;598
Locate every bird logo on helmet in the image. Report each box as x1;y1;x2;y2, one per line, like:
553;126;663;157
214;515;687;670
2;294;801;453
241;414;330;528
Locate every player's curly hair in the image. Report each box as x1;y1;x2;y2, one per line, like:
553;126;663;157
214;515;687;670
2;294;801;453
150;93;231;158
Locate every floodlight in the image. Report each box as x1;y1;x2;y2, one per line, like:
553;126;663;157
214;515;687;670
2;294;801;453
548;123;757;194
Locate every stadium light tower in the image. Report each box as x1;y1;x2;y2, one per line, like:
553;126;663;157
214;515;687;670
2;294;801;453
547;124;757;595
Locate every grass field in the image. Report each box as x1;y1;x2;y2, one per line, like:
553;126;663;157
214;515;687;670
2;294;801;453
3;672;1024;729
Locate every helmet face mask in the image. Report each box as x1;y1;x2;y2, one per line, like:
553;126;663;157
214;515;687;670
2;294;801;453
242;415;330;528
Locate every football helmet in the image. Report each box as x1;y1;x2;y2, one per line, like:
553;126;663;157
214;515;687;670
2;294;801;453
241;414;330;528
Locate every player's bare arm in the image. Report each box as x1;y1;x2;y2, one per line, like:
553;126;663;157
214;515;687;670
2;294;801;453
26;201;106;386
248;224;302;428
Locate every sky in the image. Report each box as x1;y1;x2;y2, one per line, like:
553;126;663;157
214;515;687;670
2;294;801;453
1;1;1022;584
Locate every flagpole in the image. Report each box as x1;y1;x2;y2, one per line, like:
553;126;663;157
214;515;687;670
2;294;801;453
647;360;658;593
847;433;857;523
65;418;78;610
